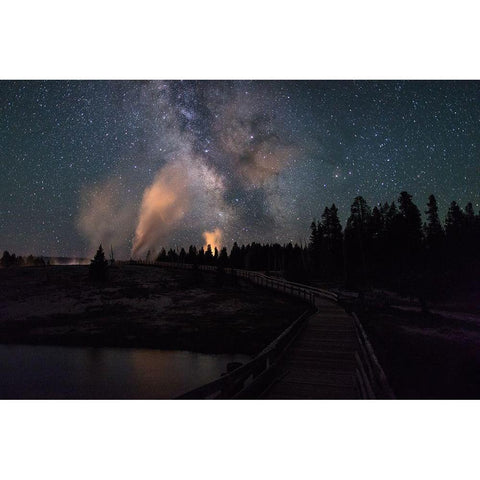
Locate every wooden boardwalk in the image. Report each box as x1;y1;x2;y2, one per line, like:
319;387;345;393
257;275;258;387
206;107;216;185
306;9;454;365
134;262;392;399
261;297;361;399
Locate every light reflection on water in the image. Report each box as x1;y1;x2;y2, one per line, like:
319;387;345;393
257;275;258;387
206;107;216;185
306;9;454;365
0;344;250;399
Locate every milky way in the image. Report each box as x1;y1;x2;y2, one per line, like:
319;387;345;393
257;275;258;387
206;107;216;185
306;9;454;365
1;80;480;258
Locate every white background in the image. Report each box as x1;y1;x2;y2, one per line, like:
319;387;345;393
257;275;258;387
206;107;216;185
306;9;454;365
1;1;479;479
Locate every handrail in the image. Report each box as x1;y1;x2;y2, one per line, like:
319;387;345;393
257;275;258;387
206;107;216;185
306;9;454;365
130;260;339;304
128;260;393;399
177;309;312;399
351;312;395;399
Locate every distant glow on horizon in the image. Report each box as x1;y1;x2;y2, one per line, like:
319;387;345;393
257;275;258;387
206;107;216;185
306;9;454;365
203;228;223;253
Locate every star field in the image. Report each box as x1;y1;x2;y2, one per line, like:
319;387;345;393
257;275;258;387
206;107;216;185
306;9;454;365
1;80;479;257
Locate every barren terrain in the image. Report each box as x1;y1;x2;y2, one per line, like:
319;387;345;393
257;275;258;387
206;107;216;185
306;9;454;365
0;264;308;354
358;306;480;398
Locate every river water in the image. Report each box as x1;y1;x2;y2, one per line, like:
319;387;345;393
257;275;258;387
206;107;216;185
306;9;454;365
0;344;250;399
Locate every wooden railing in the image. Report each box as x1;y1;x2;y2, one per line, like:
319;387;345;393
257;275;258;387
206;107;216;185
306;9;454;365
132;260;338;305
177;309;312;399
128;260;394;399
352;312;395;399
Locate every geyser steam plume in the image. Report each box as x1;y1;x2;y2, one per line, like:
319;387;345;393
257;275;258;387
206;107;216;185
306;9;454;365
132;161;190;257
203;228;223;252
131;155;229;257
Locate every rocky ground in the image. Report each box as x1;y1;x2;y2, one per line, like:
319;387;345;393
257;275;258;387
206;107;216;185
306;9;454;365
0;264;308;355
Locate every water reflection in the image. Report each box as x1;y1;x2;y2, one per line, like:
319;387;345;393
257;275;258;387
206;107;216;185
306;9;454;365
0;344;250;399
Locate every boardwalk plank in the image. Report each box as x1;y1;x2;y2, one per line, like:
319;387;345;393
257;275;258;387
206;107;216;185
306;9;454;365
262;298;361;399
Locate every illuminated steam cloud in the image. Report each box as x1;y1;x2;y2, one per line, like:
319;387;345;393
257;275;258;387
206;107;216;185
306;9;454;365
132;160;189;256
203;228;223;251
132;155;231;257
77;179;138;257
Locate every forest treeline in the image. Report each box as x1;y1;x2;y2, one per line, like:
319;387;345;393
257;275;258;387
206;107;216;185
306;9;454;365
1;252;47;268
3;191;479;301
154;191;480;301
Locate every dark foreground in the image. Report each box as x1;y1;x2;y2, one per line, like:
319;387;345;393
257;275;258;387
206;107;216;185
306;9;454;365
0;265;306;355
358;306;480;399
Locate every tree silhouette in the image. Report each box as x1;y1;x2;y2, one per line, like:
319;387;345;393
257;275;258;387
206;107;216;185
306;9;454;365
229;242;242;268
205;245;213;265
167;248;178;262
1;251;12;268
308;220;323;273
398;191;423;249
218;247;228;267
198;247;205;265
463;202;477;260
317;205;343;280
89;244;109;281
445;201;464;239
186;245;197;264
396;192;423;295
345;196;371;288
424;194;444;246
156;248;167;262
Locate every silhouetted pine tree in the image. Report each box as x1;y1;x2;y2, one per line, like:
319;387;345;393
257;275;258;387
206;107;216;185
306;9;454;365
445;201;464;241
167;248;178;262
198;247;205;264
229;242;242;268
186;245;197;264
397;192;423;296
284;242;308;281
421;194;447;300
464;202;477;259
89;244;108;281
1;251;12;268
308;220;323;273
398;191;423;250
156;248;167;262
424;194;444;247
319;205;343;280
205;245;213;265
368;205;384;281
345;196;371;288
218;247;228;267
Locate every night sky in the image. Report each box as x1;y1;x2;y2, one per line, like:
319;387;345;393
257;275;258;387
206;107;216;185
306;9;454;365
1;80;479;258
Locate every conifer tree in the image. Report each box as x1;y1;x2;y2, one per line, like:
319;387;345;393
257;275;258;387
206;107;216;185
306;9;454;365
1;251;12;268
345;196;371;288
156;248;167;262
89;244;109;281
317;205;343;279
218;247;229;266
308;220;323;272
205;245;213;264
424;194;444;245
229;242;242;268
445;201;464;239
